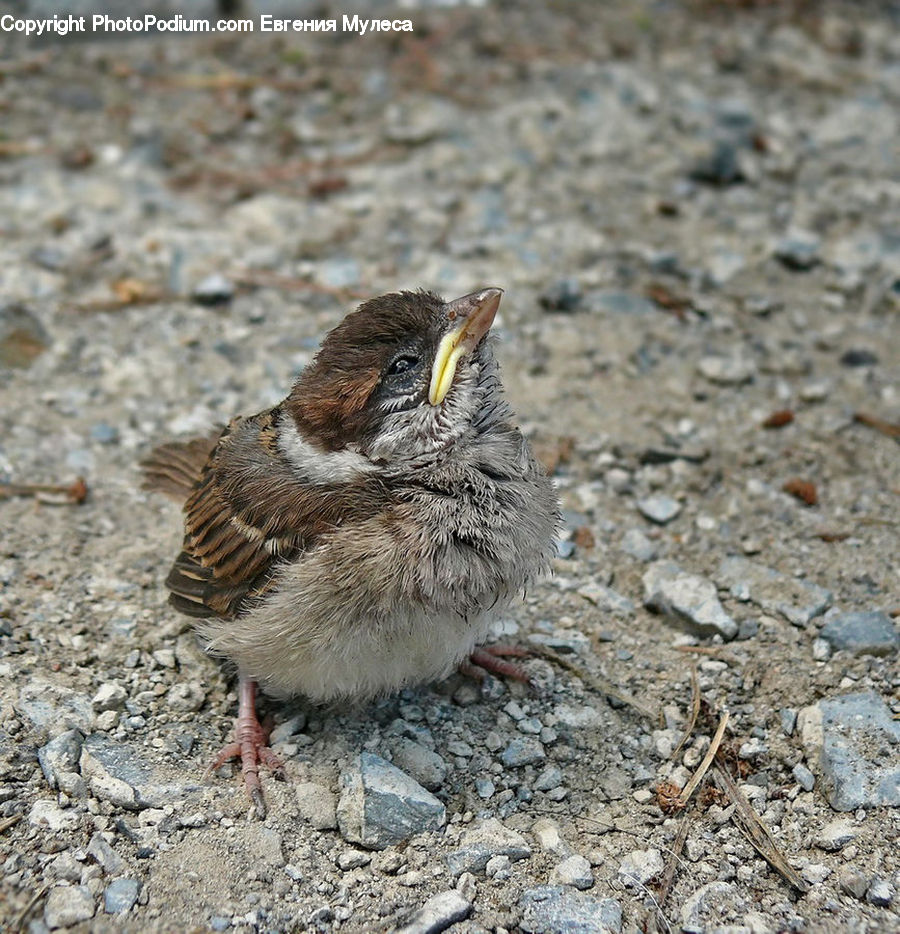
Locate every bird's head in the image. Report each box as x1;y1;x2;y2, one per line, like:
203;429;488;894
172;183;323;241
286;288;506;468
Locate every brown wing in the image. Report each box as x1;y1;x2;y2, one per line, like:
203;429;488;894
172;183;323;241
154;407;387;620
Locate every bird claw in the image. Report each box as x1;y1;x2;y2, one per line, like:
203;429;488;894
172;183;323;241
463;644;534;688
207;678;283;818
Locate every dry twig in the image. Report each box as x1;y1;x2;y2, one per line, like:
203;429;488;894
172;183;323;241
854;411;900;440
0;477;87;505
678;710;729;806
714;761;809;893
0;813;22;834
14;883;49;930
654;814;692;933
672;665;700;760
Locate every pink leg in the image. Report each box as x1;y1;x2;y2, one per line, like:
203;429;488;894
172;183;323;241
463;644;532;686
209;677;283;818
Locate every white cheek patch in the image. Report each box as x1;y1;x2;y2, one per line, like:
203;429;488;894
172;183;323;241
278;417;375;484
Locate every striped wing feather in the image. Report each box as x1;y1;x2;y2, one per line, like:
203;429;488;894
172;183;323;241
144;408;386;619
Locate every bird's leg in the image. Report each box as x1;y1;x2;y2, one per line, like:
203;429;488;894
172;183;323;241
209;676;283;818
463;644;532;685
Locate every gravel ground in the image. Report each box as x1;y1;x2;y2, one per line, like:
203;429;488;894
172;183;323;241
1;2;899;932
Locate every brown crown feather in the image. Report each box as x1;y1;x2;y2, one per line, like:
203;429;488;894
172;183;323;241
285;290;444;451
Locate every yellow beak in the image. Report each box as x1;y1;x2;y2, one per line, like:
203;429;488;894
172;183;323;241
428;288;502;406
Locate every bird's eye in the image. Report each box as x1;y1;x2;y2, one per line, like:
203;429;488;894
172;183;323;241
387;355;420;376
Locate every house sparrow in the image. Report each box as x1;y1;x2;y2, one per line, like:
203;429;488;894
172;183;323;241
142;288;559;814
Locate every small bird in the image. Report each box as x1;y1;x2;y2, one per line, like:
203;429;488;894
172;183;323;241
142;288;559;814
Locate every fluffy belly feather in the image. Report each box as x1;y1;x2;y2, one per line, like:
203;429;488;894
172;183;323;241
199;588;498;703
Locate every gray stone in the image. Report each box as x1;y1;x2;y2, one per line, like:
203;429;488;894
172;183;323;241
774;231;821;270
391;739;447;791
475;777;495;799
539;278;582;313
780;708;798;736
79;734;199;810
165;681;206;712
38;730;83;789
269;713;307;744
697;355;756;385
395;890;472;934
18;683;93;733
819;691;900;810
636;495;682;525
792;763;815;792
519;886;622;934
336;753;445;849
500;738;546;768
336;849;371;871
0;303;50;369
716;556;831;626
103;878;141;914
485;854;511;878
706;247;746;286
867;879;894;908
90;423;119;444
534;765;563;792
87;832;126;875
643;561;738;639
617;848;664;887
577;582;634;617
620;529;657;562
91;683;127;712
48;852;82;883
445;817;531;876
553;704;604;729
840;348;878;368
820;611;899;656
192;273;233;305
44;885;95;929
29;800;81;832
556;539;576;559
691;136;746;185
815;817;857;851
839;868;869;899
295;781;338;831
552;854;594;890
739;738;768;759
801;863;831;885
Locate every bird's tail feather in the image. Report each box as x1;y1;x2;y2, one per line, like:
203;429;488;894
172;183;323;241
140;435;219;501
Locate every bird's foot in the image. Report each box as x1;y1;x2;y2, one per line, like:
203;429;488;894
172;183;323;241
460;644;532;687
208;677;283;819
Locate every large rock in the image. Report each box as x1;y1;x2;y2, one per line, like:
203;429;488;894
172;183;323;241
818;692;900;811
643;561;737;639
337;753;445;849
716;556;831;627
79;734;200;810
820;611;899;656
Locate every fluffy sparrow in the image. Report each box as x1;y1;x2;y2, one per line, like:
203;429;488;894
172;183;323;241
142;288;559;813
